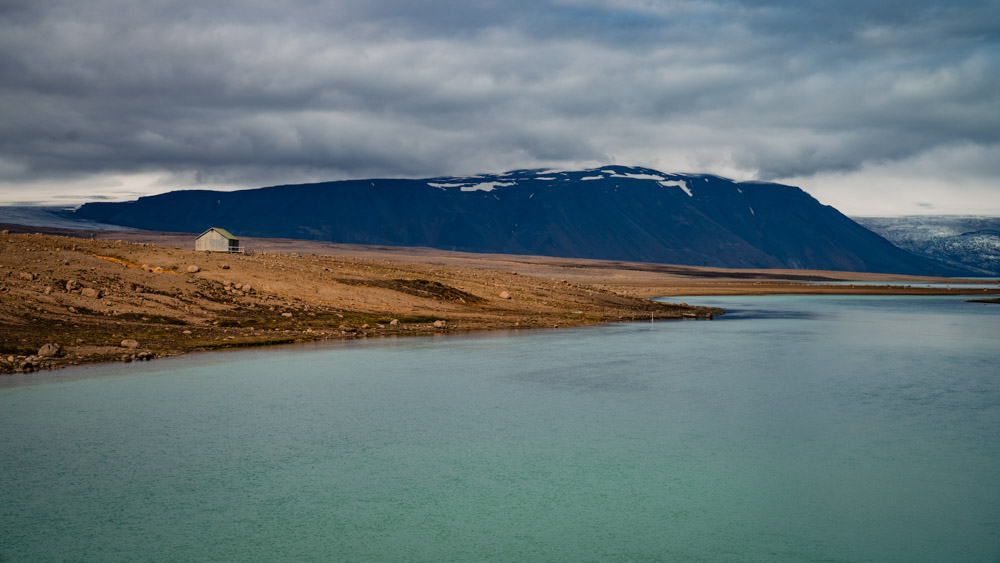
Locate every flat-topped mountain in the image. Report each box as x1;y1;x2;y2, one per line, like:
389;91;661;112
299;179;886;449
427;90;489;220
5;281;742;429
75;166;967;275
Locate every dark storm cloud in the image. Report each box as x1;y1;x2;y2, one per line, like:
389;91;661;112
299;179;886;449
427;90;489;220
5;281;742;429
0;0;997;206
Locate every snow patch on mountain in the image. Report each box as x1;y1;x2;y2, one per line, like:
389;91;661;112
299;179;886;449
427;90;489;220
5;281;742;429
659;180;692;197
612;172;667;181
461;181;516;192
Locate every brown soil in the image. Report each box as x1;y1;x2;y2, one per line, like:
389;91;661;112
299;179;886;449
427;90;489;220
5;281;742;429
2;225;996;374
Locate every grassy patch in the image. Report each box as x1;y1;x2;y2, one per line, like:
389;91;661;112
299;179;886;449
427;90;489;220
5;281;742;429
118;312;187;325
338;278;483;304
0;343;38;356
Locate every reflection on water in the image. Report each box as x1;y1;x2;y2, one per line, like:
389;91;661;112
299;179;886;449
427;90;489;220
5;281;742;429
1;295;998;562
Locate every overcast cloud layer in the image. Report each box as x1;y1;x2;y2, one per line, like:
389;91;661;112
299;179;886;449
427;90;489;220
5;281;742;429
1;0;998;214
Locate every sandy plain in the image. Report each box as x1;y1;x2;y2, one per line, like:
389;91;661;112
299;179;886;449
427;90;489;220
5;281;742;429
2;224;997;374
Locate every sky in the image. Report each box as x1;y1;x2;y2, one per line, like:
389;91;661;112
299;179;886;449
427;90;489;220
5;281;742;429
0;0;997;216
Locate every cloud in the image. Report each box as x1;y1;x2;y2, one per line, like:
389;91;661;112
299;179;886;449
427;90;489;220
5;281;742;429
0;0;997;213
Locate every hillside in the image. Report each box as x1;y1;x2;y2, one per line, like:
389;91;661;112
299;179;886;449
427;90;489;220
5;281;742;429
76;166;967;276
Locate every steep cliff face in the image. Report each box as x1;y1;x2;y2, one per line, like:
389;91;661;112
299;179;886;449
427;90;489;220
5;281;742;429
76;166;967;275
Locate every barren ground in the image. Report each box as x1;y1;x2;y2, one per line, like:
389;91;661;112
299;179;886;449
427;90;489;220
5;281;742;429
2;224;996;374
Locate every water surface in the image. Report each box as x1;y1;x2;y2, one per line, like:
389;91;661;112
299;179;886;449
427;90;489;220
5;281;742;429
2;295;998;562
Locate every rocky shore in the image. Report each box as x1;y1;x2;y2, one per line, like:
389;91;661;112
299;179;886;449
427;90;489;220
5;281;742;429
1;230;722;374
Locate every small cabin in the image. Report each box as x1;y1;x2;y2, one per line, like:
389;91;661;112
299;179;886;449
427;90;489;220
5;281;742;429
195;228;240;253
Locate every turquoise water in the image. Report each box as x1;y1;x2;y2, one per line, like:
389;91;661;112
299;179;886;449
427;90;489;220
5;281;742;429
1;295;998;562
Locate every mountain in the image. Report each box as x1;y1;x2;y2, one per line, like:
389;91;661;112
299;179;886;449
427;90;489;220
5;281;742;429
75;166;968;275
853;216;1000;276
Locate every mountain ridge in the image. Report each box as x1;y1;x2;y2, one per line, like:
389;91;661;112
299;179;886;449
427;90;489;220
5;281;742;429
75;166;969;276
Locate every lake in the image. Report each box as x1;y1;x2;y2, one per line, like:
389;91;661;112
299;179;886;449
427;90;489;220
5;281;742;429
2;295;998;562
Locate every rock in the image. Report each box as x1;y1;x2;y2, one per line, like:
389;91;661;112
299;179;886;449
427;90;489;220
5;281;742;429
80;287;102;299
43;286;53;295
361;324;370;330
6;356;13;363
389;318;399;326
499;291;511;299
121;338;140;349
19;272;34;281
68;306;78;314
281;312;293;317
221;264;230;269
137;352;152;361
151;267;165;274
433;320;447;328
1;229;9;235
187;265;200;273
65;279;80;291
37;343;62;358
235;283;243;290
242;284;252;293
182;330;192;334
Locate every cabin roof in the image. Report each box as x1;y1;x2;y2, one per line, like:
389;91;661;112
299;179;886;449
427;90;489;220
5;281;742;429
198;227;238;241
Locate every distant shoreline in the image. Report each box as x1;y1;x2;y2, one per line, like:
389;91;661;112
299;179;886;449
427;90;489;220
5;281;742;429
2;224;996;375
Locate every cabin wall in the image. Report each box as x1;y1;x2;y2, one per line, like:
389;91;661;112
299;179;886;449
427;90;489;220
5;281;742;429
195;232;231;252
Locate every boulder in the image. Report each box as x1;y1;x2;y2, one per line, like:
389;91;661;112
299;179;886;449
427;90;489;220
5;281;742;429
221;264;230;270
187;265;200;273
19;272;34;281
389;319;399;326
37;343;62;358
121;338;140;349
433;320;447;328
499;291;511;299
80;287;102;299
65;279;80;291
281;312;293;317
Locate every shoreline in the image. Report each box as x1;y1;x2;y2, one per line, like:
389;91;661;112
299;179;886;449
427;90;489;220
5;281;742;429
2;226;997;375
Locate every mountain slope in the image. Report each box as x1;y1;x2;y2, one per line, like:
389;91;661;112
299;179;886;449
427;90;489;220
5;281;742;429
75;166;967;275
